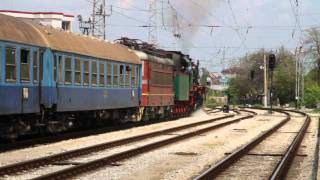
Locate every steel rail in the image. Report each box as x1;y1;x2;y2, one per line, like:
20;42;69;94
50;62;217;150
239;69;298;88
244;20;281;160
238;109;258;115
247;108;311;180
0;119;170;152
194;109;291;180
269;112;310;180
207;110;221;114
203;108;221;114
32;115;254;180
0;114;236;176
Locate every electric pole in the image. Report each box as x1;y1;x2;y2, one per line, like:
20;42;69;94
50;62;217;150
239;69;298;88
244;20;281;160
222;47;226;70
149;0;157;44
78;0;112;40
295;46;303;108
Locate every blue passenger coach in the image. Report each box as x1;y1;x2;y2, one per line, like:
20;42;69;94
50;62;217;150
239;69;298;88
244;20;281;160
0;14;141;138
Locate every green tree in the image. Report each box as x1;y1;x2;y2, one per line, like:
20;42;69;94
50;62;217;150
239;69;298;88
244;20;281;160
200;68;209;86
226;76;253;104
225;48;297;105
304;28;320;85
304;68;320;107
304;84;320;108
225;49;267;104
273;47;296;105
304;27;320;58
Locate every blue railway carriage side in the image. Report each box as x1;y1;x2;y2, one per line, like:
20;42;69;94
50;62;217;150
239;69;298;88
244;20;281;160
0;14;141;139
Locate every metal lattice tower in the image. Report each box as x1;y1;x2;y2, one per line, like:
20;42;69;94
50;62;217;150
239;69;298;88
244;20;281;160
78;0;112;40
148;0;157;44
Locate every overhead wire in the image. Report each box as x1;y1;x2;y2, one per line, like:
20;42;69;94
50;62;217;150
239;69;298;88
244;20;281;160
288;0;303;40
226;0;248;49
82;0;310;69
112;9;148;24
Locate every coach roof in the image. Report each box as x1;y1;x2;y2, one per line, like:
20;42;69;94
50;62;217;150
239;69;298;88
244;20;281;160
0;14;140;64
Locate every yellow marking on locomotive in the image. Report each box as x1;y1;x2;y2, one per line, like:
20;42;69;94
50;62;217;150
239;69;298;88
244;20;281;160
142;93;174;96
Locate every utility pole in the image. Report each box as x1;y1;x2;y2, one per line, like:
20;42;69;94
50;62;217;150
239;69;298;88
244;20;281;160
263;54;268;107
295;46;303;108
78;0;112;39
149;0;157;44
301;54;305;108
295;47;298;108
92;0;96;36
222;47;226;70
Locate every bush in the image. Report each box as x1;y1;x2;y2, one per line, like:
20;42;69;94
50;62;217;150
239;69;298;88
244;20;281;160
304;84;320;108
205;98;218;108
253;104;263;108
312;108;320;113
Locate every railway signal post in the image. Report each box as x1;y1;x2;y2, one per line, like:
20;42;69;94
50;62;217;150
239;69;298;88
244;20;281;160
269;53;276;114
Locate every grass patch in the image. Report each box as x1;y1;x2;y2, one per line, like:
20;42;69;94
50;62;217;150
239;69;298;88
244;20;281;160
311;108;320;113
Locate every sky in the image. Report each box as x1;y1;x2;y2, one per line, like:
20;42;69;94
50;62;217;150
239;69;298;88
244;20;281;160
1;0;320;72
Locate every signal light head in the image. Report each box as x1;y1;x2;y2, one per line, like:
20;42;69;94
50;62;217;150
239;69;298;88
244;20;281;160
269;54;276;70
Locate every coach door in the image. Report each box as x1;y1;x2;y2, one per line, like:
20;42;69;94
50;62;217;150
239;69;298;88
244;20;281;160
38;49;58;110
20;48;37;113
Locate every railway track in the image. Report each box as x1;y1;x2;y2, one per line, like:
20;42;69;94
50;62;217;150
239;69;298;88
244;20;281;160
1;106;235;153
0;112;211;153
0;120;163;152
194;108;310;180
203;108;221;114
0;112;254;179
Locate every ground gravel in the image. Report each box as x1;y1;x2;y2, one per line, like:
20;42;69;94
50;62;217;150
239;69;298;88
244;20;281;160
286;116;319;179
216;111;317;180
2;109;317;180
80;109;286;180
0;109;227;167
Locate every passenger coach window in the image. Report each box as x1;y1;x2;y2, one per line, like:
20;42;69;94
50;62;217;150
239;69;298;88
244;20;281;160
136;67;139;86
33;51;39;83
5;47;16;82
107;63;112;86
40;50;44;81
125;65;131;87
75;58;81;85
99;62;105;87
92;61;97;86
65;57;72;84
56;56;63;83
83;61;89;86
20;49;30;82
113;64;119;86
120;65;124;87
131;66;136;87
53;55;57;81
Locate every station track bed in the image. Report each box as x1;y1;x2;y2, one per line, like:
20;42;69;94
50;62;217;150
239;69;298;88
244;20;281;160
0;121;157;152
0;111;254;179
194;108;310;180
0;113;209;153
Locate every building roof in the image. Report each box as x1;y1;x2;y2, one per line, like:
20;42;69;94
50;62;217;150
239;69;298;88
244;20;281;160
209;72;222;80
0;14;140;64
0;10;74;17
221;66;240;75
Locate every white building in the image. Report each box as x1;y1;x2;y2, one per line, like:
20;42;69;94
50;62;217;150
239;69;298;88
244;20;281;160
0;10;74;31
